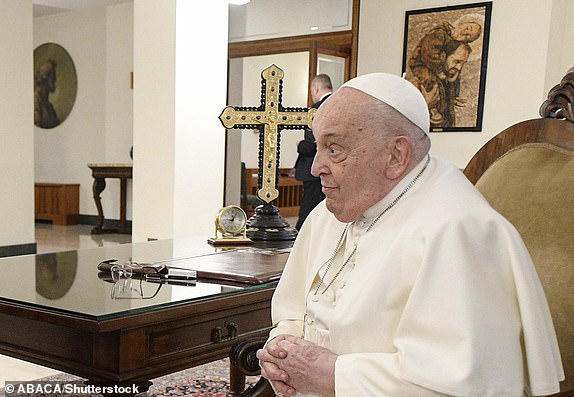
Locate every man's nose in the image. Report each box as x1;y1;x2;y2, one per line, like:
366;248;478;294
311;154;323;177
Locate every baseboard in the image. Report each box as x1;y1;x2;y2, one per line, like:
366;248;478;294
37;215;132;231
78;215;132;233
77;214;99;226
0;242;37;258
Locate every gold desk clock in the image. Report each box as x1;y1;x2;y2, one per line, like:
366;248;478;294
208;205;252;246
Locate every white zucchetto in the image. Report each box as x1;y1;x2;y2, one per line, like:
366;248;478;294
341;73;430;133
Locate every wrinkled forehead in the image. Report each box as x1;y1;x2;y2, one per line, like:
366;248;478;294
312;88;395;146
320;87;380;116
313;89;369;129
316;86;408;129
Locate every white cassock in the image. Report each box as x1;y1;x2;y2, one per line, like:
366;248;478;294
269;156;564;397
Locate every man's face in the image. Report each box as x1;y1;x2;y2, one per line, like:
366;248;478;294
445;44;470;82
311;89;392;222
311;82;321;103
452;22;481;42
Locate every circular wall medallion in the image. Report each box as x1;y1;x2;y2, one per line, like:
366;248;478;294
33;42;77;129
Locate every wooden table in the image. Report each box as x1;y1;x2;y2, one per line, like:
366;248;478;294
0;237;289;394
88;163;133;234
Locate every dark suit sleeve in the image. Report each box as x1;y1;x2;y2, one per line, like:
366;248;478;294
297;128;317;155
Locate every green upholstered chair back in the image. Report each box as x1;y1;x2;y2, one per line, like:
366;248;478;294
464;69;574;394
474;140;574;393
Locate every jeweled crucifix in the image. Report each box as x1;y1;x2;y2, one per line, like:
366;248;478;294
219;64;316;204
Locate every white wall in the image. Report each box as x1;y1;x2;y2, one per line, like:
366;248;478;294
544;0;574;94
225;58;244;206
132;0;176;241
0;1;35;248
105;2;134;217
358;0;574;169
34;9;106;215
105;3;134;164
172;0;228;240
132;0;228;242
34;3;134;220
229;0;352;42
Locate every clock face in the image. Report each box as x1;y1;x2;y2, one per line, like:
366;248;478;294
218;206;247;235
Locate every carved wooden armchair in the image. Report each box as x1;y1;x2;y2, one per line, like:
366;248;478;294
227;69;574;397
227;339;274;397
464;68;574;395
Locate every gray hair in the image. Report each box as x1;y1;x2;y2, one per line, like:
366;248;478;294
312;74;333;90
364;96;431;162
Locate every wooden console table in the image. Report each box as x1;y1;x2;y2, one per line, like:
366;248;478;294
88;163;133;234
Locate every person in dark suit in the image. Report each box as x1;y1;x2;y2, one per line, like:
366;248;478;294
294;74;333;230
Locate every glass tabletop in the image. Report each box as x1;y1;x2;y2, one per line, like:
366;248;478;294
0;236;286;321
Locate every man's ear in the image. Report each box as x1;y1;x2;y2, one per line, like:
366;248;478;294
385;136;412;180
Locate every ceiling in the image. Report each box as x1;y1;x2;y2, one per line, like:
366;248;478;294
33;0;132;18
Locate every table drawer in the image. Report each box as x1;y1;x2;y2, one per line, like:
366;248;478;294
146;299;271;363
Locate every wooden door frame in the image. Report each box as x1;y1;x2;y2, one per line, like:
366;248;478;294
227;0;360;106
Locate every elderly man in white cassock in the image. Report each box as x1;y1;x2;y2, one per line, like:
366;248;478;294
256;73;564;396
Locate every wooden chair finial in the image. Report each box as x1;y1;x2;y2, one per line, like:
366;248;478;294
539;67;574;122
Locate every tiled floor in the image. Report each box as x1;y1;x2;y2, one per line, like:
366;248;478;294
34;222;132;254
1;223;132;387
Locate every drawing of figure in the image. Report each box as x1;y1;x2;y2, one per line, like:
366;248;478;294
34;59;60;129
407;14;483;129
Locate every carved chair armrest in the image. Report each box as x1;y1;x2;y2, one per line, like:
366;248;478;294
228;338;275;397
554;385;574;396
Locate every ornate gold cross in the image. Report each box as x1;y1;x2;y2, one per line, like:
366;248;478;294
219;64;316;203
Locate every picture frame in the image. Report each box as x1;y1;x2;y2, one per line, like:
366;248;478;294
402;2;492;132
34;42;78;129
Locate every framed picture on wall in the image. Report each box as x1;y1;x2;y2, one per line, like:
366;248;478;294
402;2;492;132
34;42;78;129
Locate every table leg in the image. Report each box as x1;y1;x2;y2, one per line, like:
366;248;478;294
91;177;107;234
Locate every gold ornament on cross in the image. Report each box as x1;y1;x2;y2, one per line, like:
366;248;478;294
219;64;316;204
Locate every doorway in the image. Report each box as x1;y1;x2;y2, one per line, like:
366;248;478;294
224;0;360;206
